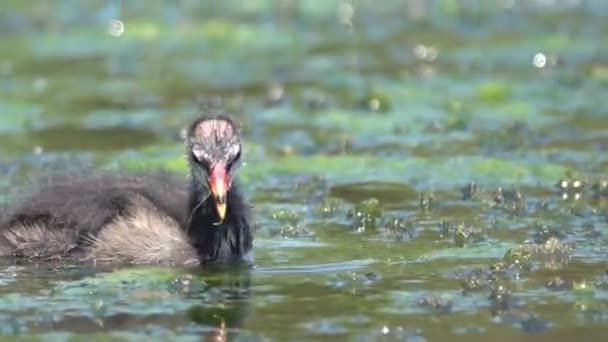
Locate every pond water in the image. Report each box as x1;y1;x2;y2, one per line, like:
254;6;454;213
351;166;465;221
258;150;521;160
0;1;607;341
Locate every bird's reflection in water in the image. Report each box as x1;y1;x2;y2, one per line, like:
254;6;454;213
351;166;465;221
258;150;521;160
29;265;253;340
189;265;253;341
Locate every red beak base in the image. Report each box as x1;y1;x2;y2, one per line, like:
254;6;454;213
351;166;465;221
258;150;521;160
208;162;229;222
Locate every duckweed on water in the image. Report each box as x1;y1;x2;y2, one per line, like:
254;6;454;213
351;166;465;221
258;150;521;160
292;175;328;203
347;198;382;232
489;285;515;316
316;197;344;218
528;223;566;244
440;221;485;247
1;1;608;340
453;223;485;248
591;180;608;199
545;276;573;291
269;210;314;239
460;181;478;200
475;81;511;103
504;237;573;270
557;176;586;200
418;192;435;212
461;267;495;292
326;271;381;295
379;216;416;242
460;183;526;214
357;89;392;113
418;295;453;314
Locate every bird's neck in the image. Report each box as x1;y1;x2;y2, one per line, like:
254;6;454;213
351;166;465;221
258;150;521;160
186;180;252;263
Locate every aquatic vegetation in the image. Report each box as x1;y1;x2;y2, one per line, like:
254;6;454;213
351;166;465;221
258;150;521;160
326;271;381;295
316;197;344;218
418;294;453;314
545;276;572;291
461;267;496;292
347;198;382;232
475;81;511;104
0;0;607;340
268;209;315;239
504;237;573;270
357;89;392;113
378;216;416;242
418;191;435;212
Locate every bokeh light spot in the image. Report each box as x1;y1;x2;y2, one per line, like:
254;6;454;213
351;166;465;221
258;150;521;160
108;19;125;37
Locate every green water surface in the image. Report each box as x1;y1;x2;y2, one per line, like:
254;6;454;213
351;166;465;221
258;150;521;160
0;1;607;341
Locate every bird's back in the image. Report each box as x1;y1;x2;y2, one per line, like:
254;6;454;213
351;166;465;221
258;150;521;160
0;170;195;263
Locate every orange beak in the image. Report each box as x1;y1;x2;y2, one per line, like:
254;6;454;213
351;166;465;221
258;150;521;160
209;162;229;222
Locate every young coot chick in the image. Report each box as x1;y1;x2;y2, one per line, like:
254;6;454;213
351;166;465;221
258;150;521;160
0;115;253;266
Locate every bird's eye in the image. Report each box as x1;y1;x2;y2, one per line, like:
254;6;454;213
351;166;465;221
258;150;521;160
191;151;210;172
227;150;242;170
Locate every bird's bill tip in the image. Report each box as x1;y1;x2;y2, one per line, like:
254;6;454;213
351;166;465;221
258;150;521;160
209;163;229;222
215;202;227;222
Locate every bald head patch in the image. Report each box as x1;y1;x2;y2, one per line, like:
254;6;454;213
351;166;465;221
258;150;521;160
187;116;242;167
194;119;235;140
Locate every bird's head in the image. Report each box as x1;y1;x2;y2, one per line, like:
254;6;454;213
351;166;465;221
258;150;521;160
186;115;242;222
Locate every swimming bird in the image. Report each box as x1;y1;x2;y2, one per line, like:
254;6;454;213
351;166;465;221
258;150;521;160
0;114;253;266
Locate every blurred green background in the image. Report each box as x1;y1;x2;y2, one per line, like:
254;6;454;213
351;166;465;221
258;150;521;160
0;1;607;341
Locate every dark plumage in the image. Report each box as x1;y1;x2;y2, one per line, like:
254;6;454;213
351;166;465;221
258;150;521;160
0;114;254;266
